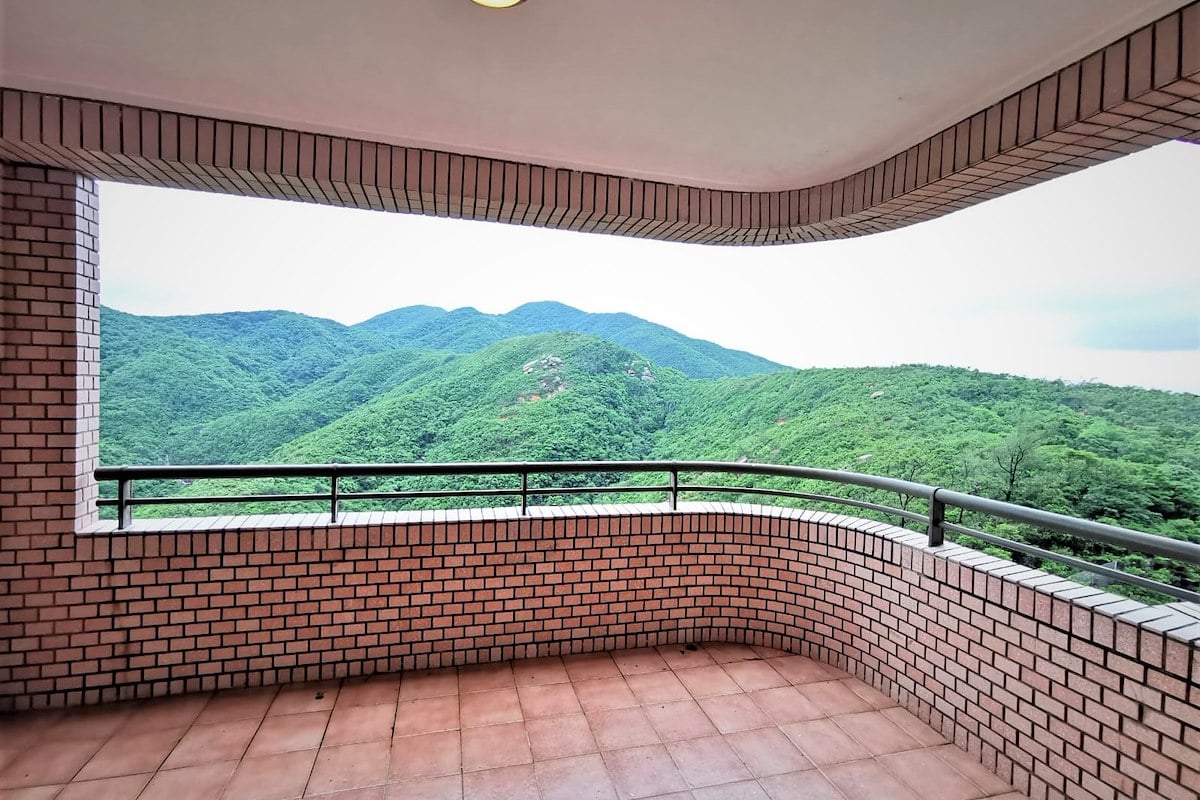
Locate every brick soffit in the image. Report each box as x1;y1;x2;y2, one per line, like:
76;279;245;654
1;4;1199;246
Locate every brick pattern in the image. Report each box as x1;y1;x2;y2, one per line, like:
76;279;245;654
0;162;101;712
2;504;1196;800
1;4;1199;244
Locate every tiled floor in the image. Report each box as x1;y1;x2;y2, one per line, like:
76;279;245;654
0;643;1031;800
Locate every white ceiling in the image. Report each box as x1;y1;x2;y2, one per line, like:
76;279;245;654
0;0;1189;191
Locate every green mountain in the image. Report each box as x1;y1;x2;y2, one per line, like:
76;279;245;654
99;302;784;464
98;305;1200;599
356;300;785;378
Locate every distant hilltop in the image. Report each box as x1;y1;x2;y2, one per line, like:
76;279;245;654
355;300;787;379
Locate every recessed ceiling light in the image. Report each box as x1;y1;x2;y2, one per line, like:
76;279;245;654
471;0;525;7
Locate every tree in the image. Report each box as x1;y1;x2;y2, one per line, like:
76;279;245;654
991;424;1045;503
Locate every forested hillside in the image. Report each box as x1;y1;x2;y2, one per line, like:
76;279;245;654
99;305;1200;599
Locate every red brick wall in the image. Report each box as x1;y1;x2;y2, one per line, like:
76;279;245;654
2;503;1195;799
0;161;100;708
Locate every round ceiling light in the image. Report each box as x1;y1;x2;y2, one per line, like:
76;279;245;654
471;0;525;7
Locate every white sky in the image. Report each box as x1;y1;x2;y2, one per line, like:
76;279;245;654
100;141;1200;394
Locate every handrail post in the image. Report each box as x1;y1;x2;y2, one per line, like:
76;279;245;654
117;476;132;530
330;473;339;524
669;468;679;511
927;488;945;547
520;471;528;515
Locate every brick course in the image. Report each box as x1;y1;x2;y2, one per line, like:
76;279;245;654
1;501;1195;800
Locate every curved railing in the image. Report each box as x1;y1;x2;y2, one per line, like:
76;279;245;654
95;460;1200;602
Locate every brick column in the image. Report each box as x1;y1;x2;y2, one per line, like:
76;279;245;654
1;162;100;703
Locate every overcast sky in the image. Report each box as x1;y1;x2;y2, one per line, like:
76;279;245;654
100;141;1200;394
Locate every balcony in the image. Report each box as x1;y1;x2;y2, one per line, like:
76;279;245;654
3;460;1199;799
3;5;1200;798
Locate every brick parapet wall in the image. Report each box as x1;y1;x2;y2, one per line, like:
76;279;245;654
2;503;1196;799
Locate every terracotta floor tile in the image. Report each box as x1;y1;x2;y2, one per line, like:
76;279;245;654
655;644;716;671
779;719;869;766
665;735;751;788
796;680;873;716
700;643;758;664
0;717;61;762
138;760;237;800
824;758;919;800
0;649;1032;800
197;686;278;724
248;711;330;756
880;707;948;746
337;678;401;709
0;739;104;788
307;740;391;795
759;769;845;800
457;662;514;694
310;788;385;800
75;726;185;780
0;786;64;800
563;652;622;681
48;706;132;742
932;745;1015;795
460;688;522;728
575;676;638;713
223;748;316;800
387;731;460;782
768;656;846;685
394;695;459;737
588;707;661;751
644;700;719;742
603;744;688;800
879;749;985;800
399;669;458;701
323;703;396;746
269;683;338;717
749;646;790;660
54;773;151;800
536;753;618;800
385;774;462;800
162;718;260;769
119;695;209;734
460;721;532;772
721;661;788;693
724;727;812;777
511;657;569;686
692;780;769;800
612;648;670;676
833;711;921;756
0;744;26;776
626;672;690;705
695;694;771;734
675;666;741;699
518;682;582;719
748;686;824;725
526;714;598;760
843;678;896;710
461;763;537;800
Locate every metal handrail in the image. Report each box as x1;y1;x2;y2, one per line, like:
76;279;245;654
95;460;1200;602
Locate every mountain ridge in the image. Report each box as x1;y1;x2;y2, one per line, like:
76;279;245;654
354;300;786;378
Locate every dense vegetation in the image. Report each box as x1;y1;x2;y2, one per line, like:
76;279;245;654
99;305;1200;600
